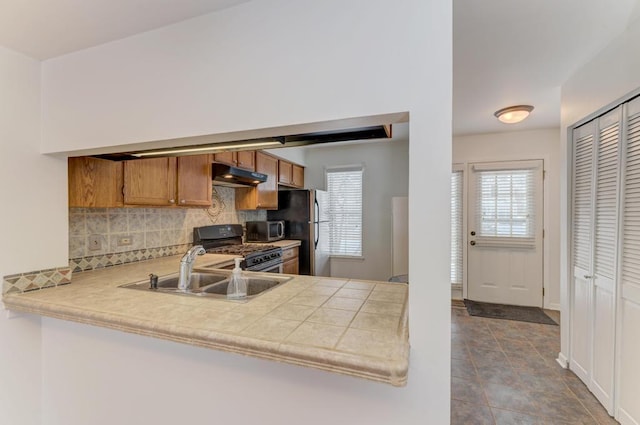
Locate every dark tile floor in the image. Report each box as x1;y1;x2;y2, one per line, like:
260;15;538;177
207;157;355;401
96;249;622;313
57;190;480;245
451;303;620;425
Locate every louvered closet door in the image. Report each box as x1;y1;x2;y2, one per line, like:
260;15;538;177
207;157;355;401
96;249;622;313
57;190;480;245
591;107;621;413
618;97;640;425
571;120;596;384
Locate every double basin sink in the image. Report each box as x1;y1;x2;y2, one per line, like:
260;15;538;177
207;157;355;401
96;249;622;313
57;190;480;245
120;268;292;301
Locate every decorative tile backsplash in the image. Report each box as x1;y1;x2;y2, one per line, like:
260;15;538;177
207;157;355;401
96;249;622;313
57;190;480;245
3;267;73;295
2;187;265;294
68;186;266;270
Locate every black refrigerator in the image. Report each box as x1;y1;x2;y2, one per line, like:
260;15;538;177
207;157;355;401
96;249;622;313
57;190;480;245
267;189;331;276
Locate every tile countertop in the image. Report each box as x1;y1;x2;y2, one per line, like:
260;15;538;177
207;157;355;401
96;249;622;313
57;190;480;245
251;239;302;249
2;253;409;386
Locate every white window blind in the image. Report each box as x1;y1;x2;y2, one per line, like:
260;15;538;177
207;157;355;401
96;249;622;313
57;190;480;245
475;168;536;239
326;167;363;256
451;170;463;286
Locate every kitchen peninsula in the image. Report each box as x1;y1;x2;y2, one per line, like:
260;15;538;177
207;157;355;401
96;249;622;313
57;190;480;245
2;254;409;386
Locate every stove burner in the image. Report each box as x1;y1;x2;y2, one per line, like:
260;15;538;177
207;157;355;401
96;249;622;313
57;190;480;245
193;224;283;272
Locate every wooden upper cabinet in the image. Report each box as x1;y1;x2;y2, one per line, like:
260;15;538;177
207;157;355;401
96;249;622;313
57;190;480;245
176;154;212;206
124;157;177;206
213;152;236;167
277;159;304;188
278;160;292;185
123;154;211;207
214;151;255;171
236;150;256;171
292;164;304;188
68;157;124;208
235;151;278;210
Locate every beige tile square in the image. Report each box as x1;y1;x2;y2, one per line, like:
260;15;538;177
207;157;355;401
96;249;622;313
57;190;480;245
288;294;331;307
336;328;399;359
303;285;340;296
344;281;376;291
324;296;366;311
285;322;346;349
268;303;317;321
307;307;357;326
368;290;407;303
350;311;401;334
240;317;301;342
361;299;404;315
334;287;371;299
200;311;262;333
315;279;348;288
373;283;408;293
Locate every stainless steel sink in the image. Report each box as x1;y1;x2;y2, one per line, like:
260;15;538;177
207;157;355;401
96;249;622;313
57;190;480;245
119;270;291;300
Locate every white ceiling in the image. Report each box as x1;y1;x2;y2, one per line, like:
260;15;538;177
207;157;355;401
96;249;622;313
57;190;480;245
1;0;640;136
454;0;640;135
0;0;249;59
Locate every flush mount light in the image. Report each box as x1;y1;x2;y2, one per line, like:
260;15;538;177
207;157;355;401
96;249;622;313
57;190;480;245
494;105;534;124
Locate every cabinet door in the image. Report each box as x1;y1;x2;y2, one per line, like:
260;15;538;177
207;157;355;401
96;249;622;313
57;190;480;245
68;157;124;207
176;154;212;206
279;160;292;184
235;152;278;210
124;157;177;206
292;164;304;188
236;151;255;171
283;258;299;275
256;152;278;209
214;152;237;167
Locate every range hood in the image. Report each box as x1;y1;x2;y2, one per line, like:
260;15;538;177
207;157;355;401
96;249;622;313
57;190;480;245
212;164;267;188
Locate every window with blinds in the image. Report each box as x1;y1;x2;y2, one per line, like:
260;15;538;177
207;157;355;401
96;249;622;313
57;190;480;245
476;168;536;239
451;170;463;286
326;167;363;257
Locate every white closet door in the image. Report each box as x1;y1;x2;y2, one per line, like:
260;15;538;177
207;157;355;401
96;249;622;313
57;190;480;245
618;97;640;425
591;107;621;413
571;120;595;383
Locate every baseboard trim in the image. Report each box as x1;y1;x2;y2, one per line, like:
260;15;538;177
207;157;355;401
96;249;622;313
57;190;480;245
617;407;639;425
546;302;561;311
556;352;569;369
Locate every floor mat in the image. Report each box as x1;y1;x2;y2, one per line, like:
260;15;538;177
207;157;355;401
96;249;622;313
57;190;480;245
463;299;558;325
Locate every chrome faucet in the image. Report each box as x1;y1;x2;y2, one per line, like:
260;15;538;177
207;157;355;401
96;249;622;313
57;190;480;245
178;245;206;291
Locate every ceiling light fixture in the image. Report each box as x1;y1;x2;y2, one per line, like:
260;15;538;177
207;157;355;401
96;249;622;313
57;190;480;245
494;105;534;124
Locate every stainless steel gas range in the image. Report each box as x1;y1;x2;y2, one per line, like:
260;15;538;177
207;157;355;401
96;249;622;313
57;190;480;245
193;224;283;273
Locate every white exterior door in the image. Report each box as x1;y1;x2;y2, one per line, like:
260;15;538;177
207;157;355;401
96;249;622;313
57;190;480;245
467;160;544;307
570;107;621;415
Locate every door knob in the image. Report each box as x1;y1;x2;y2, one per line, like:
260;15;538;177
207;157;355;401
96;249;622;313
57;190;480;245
470;241;476;246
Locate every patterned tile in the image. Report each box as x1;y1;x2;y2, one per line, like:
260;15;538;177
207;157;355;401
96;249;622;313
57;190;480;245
2;266;72;295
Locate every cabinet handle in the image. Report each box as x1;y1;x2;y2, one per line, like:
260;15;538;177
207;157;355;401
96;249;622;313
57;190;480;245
180;199;186;204
169;199;175;204
583;275;593;279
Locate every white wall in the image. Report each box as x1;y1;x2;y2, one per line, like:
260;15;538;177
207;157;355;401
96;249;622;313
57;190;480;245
35;0;452;424
560;16;640;423
303;137;409;281
0;46;54;425
453;128;561;309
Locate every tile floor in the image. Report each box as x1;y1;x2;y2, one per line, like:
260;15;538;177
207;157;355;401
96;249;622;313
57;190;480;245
451;303;620;425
